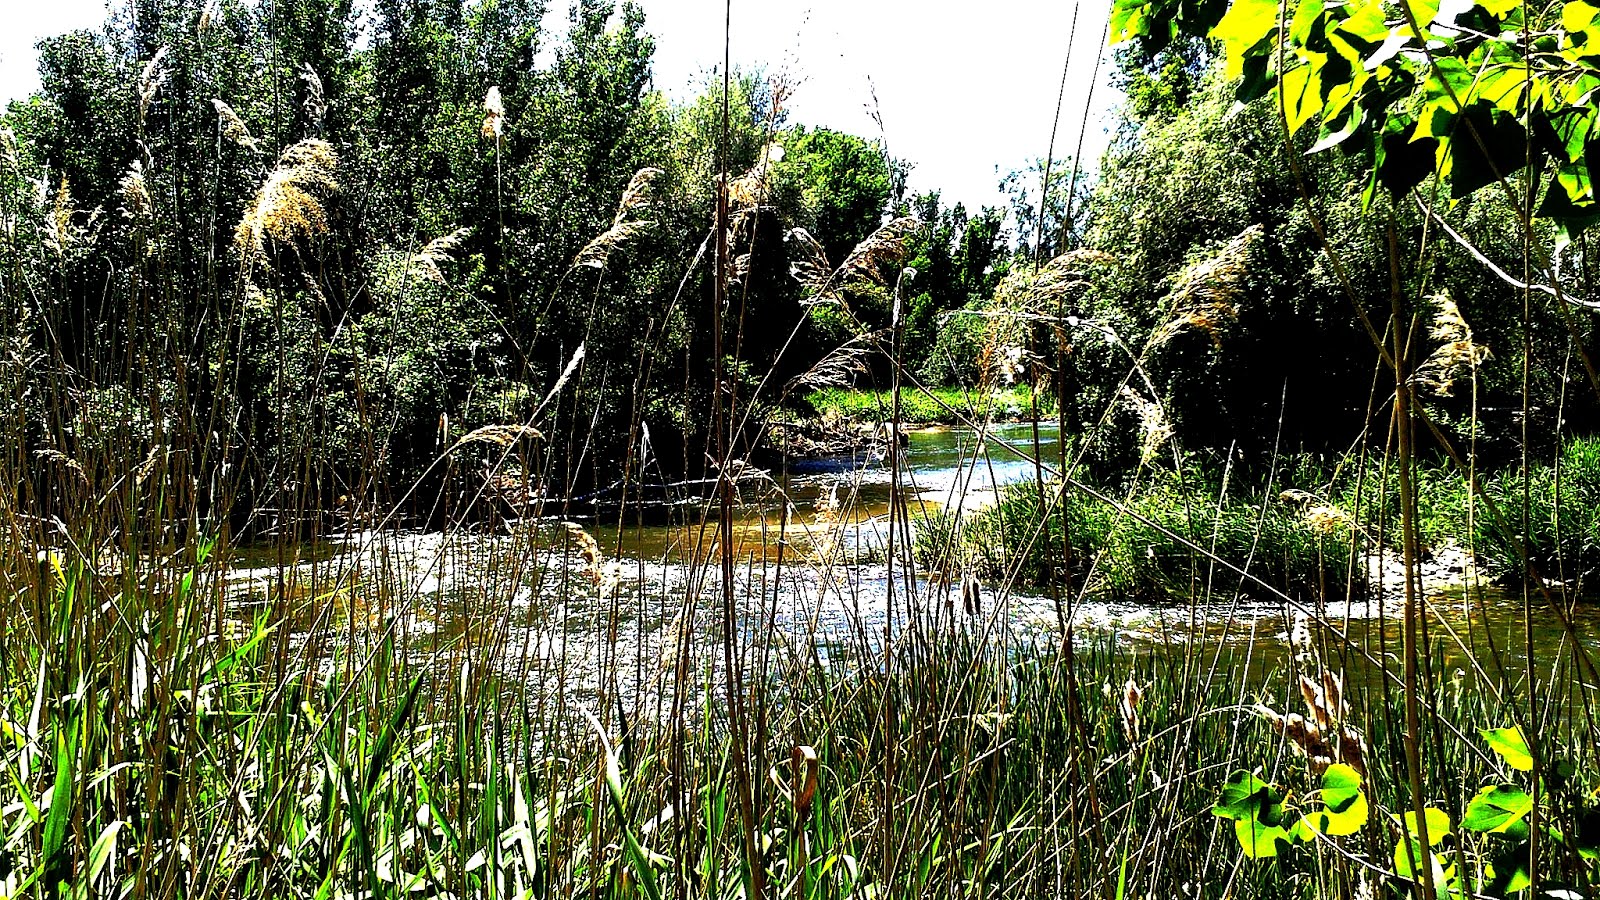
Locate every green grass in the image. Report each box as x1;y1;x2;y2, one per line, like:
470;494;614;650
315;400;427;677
803;386;1053;426
919;469;1367;606
6;547;1596;899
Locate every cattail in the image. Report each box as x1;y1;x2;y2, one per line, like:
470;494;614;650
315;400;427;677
235;138;338;270
1289;612;1313;656
1119;678;1145;741
300;64;327;128
481;86;505;139
961;572;982;616
791;744;819;825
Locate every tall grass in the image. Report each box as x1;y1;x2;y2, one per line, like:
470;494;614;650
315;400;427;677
3;10;1600;900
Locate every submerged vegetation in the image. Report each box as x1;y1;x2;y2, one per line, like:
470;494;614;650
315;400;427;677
2;0;1600;897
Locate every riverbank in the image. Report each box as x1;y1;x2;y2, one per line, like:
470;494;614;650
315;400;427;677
916;437;1600;608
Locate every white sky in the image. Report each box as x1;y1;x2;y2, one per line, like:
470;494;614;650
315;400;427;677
0;0;1120;213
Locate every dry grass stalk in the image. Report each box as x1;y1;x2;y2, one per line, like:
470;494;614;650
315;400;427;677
35;449;88;488
1153;224;1259;348
1414;291;1490;397
561;521;603;587
211;99;260;152
235;139;338;269
574;167;664;269
481;86;505;139
406;228;471;284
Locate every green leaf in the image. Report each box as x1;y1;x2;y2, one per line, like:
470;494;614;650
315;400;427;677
1213;771;1276;820
1399;807;1453;846
1213;0;1282;79
1461;785;1534;834
69;821;122;900
1486;841;1533;894
1280;63;1325;134
1482;726;1534;771
1317;764;1369;836
1478;0;1520;16
1235;817;1294;858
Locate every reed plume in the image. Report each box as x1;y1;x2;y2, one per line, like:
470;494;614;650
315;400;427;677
235;139;339;271
574;167;664;269
211;99;260;152
1152;224;1258;348
1413;291;1489;397
406;227;471;285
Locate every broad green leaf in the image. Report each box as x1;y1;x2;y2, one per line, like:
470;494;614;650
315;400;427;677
1214;770;1277;820
69;821;122;900
1486;841;1533;894
1213;0;1282;79
1394;837;1458;898
1280;63;1325;134
1472;65;1530;114
1461;784;1534;834
1111;0;1155;44
1235;817;1294;858
1565;0;1600;37
1407;0;1444;31
1317;764;1369;835
1399;807;1453;845
1482;726;1534;771
1479;0;1520;16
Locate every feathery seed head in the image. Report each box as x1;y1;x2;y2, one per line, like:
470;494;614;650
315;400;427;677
482;86;505;139
573;167;664;269
406;227;472;284
118;160;152;222
235;139;339;271
212;99;260;152
1414;291;1489;397
139;48;168;122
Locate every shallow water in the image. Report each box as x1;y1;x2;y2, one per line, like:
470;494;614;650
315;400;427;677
225;422;1599;706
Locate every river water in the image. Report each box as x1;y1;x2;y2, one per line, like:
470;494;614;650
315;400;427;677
226;423;1600;705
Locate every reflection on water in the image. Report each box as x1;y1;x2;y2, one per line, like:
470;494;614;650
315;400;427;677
225;422;1597;703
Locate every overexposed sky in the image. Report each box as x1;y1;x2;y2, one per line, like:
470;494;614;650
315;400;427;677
0;0;1119;213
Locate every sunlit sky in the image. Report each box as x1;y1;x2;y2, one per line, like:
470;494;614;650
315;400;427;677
0;0;1120;214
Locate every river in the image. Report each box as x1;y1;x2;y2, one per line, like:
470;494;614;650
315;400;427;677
225;422;1600;705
